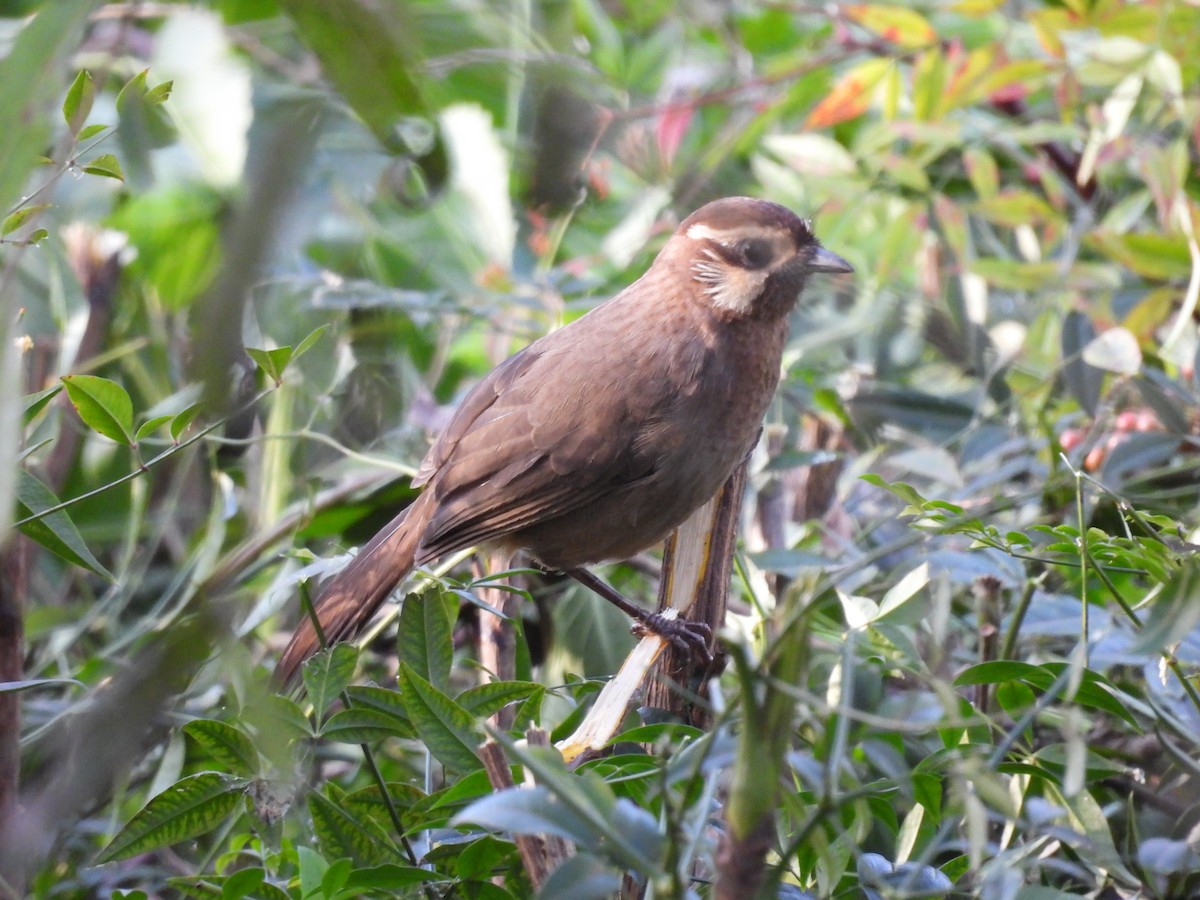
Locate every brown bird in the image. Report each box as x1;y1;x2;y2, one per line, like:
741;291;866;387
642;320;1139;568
278;197;852;684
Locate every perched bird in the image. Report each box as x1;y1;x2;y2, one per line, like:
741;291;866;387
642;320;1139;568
278;197;852;684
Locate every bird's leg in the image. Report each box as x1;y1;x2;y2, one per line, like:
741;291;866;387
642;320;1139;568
563;567;713;664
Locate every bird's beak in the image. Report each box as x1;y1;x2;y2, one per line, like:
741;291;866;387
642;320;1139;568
809;246;854;274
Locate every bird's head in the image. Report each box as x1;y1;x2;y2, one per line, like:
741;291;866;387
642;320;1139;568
673;197;852;319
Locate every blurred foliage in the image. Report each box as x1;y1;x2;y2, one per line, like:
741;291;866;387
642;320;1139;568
2;0;1200;898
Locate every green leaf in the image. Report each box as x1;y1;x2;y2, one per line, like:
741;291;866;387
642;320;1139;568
115;69;149;114
0;677;84;694
78;122;109;140
292;324;329;360
98;772;247;863
343;684;411;722
307;789;404;867
339;865;440;894
302;643;359;717
1087;231;1193;280
182;720;260;776
319;707;414;743
108;185;223;310
974;190;1058;227
397;663;482;774
145;79;173;104
343;782;425;824
170;402;203;442
134;414;174;442
397;585;454;692
277;0;447;189
859;474;929;513
252;692;314;741
15;469;114;580
956;661;1140;728
82;152;124;180
456;681;542;719
953;661;1043;686
23;385;62;424
912;46;947;121
246;345;294;385
62;69;95;132
61;374;134;444
2;203;52;236
25;228;48;245
0;0;98;215
963;147;998;199
454;750;663;876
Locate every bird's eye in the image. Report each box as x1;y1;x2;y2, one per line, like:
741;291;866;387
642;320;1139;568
735;238;773;269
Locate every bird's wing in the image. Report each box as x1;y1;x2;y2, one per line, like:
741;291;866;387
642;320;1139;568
411;323;671;561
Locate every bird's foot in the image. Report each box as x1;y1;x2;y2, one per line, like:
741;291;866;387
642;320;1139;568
562;566;715;665
632;613;713;665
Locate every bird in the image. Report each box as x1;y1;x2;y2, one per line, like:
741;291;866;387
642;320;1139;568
278;196;852;685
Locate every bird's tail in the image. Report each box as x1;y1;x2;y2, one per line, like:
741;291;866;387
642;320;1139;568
276;490;433;686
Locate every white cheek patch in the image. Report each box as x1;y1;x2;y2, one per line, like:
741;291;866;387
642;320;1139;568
691;257;768;313
684;221;793;313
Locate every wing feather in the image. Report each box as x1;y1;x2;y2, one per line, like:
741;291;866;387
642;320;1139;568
410;304;675;558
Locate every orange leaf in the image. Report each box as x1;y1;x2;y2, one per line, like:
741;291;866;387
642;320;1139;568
806;59;892;129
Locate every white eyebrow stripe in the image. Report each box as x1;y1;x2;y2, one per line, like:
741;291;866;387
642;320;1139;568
685;222;792;244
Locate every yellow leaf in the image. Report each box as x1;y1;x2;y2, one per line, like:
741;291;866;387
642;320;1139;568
844;4;937;48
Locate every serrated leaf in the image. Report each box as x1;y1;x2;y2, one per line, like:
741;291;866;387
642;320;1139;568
183;720;260;776
63;69;95;132
320;707;414;743
61;374;134;444
307;790;403;867
456;681;542;719
98;772;246;863
15;469;114;580
343;684;410;720
343;782;425;824
302;643;358;716
398;585;454;692
397;663;482;773
82;152;124;180
2;203;52;236
134;414;174;442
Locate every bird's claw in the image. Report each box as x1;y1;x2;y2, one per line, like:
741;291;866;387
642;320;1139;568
633;613;714;665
